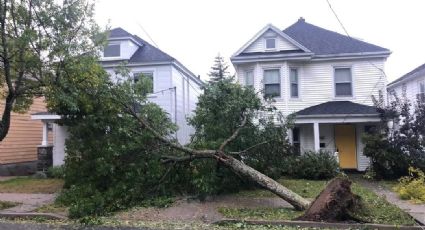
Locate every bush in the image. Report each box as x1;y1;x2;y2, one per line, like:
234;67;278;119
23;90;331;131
47;166;65;179
282;151;339;180
394;167;425;203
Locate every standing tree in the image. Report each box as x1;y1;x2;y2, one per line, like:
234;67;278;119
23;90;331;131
207;53;230;82
0;0;102;142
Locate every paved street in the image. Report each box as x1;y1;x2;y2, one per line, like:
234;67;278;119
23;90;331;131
0;221;152;230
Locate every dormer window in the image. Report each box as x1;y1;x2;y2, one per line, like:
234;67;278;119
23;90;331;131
265;38;276;50
104;42;120;57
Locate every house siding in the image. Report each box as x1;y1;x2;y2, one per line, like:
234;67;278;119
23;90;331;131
236;58;387;115
0;97;50;164
243;29;298;53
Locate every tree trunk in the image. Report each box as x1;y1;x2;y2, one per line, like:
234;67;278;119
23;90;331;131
219;155;311;211
296;177;361;222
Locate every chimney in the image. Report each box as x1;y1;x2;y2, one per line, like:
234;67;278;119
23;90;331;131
298;17;305;22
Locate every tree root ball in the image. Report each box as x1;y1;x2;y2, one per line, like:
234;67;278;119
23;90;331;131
296;177;361;222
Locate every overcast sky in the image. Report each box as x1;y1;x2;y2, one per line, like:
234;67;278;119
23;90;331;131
94;0;425;82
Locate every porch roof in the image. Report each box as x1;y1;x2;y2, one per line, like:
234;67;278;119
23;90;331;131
294;101;380;124
296;101;378;117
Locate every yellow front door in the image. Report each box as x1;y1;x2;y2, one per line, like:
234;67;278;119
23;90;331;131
335;124;357;169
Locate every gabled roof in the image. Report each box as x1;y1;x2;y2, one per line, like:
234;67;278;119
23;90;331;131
388;63;425;88
232;18;390;61
283;18;390;56
102;27;203;85
296;101;378;117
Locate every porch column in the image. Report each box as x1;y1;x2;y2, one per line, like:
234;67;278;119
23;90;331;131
41;122;49;146
313;122;320;151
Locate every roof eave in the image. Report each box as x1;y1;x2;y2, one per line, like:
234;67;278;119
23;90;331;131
311;51;391;61
231;53;313;64
295;113;379;119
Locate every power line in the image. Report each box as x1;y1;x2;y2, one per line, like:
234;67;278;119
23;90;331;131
136;22;159;48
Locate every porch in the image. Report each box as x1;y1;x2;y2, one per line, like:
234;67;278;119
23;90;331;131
292;101;380;171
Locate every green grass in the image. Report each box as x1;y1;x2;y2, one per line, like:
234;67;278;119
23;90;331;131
227;178;416;226
219;207;302;221
0;177;63;194
0;201;18;210
35;203;68;215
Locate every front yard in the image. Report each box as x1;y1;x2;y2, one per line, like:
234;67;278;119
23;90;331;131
0;177;63;194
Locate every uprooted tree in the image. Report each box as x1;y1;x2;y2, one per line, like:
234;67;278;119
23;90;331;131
52;65;359;221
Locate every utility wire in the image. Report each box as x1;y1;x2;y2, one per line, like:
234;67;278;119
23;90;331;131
137;22;159;48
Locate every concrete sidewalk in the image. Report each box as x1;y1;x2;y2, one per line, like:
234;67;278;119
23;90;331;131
358;179;425;225
0;193;55;212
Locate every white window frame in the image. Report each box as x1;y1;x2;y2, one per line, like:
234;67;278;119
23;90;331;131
333;67;354;98
289;68;300;99
103;42;121;58
244;70;254;88
417;80;425;102
263;68;281;98
133;71;155;94
264;37;277;50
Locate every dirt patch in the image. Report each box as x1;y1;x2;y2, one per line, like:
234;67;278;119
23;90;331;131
115;195;293;223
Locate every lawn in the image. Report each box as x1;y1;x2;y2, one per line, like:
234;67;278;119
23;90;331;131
0;201;18;210
0;177;63;194
222;177;416;226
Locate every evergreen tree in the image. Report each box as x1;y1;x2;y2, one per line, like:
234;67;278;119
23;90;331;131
208;54;230;82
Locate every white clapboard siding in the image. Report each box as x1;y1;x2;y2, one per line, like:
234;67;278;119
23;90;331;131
389;75;424;107
243;29;298;53
237;58;387;115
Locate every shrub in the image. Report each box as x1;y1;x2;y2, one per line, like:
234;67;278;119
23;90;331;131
47;166;65;179
282;151;339;180
394;167;425;203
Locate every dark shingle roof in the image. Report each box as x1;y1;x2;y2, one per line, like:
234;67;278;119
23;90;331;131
283;18;390;55
388;63;425;87
296;101;378;116
102;28;175;65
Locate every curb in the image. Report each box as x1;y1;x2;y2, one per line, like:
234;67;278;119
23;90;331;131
0;212;67;220
213;219;423;230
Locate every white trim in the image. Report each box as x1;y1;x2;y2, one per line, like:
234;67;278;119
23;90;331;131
264;37;277;51
313;122;320;151
333;66;354;99
295;116;380;124
31;114;61;121
108;36;143;46
231;24;311;57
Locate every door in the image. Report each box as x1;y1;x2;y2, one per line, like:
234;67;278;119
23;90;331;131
335;124;357;169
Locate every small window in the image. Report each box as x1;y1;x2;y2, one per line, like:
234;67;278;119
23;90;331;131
265;38;276;49
104;43;120;57
263;69;280;97
292;127;300;155
290;68;299;98
134;72;154;93
417;81;425;102
334;68;352;97
245;70;254;88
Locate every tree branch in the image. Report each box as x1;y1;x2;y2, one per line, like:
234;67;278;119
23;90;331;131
160;154;213;164
218;113;248;151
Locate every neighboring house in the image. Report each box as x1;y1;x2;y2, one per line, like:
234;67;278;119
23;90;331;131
231;18;391;171
0;97;51;175
387;63;425;104
32;27;203;166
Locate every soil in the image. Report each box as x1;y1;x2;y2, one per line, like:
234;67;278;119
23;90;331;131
115;195;292;223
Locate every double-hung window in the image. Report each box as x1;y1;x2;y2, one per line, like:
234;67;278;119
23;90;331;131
245;70;254;88
290;68;299;98
104;43;120;57
264;69;280;97
134;72;154;94
334;68;353;97
418;80;425;102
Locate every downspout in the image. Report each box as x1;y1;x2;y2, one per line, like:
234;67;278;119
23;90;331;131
174;86;178;140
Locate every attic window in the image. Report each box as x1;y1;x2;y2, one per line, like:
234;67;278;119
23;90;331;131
265;38;276;49
104;43;120;57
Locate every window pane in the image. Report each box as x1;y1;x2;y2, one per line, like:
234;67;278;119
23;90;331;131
335;83;352;96
290;69;298;83
266;38;276;49
335;68;351;83
293;127;300;142
134;72;153;93
420;82;425;93
245;71;254;86
104;44;120;57
291;84;298;97
264;69;279;84
265;84;280;97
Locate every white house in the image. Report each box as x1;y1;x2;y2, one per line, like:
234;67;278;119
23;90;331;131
32;27;203;166
387;63;425;104
231;18;391;171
